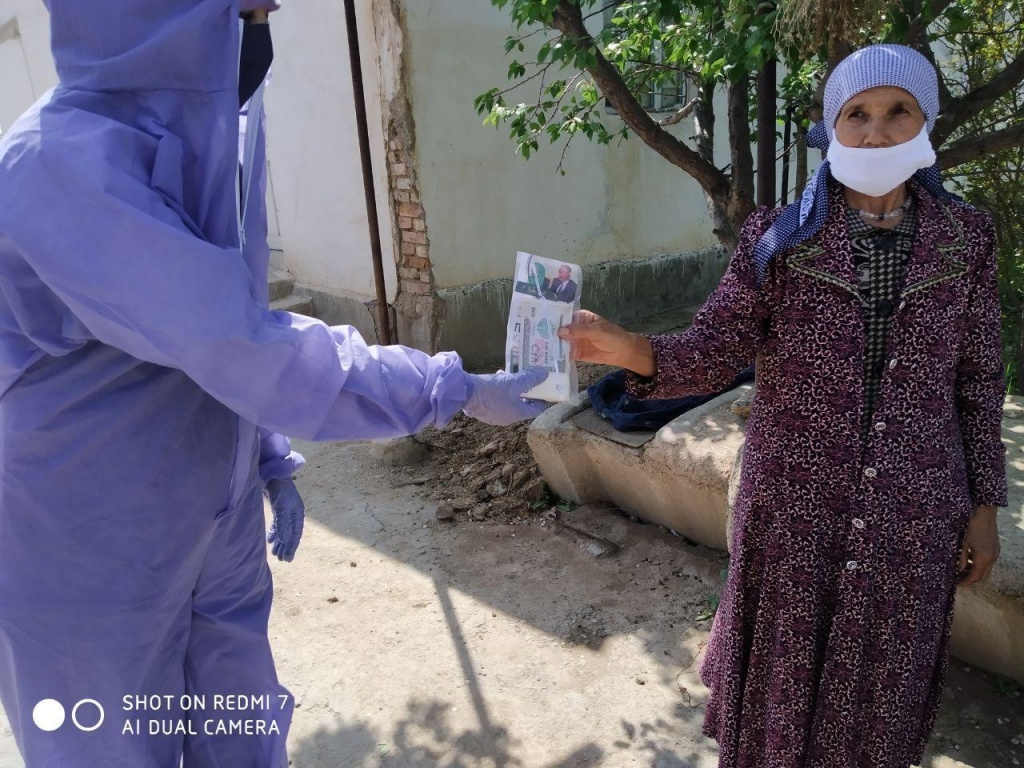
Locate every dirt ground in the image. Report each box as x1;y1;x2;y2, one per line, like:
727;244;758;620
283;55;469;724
1;436;1021;767
266;439;1024;768
278;438;1024;768
408;363;616;527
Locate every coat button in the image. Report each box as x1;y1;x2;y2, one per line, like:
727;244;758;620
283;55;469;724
874;422;886;432
889;358;898;369
852;518;866;529
864;467;877;478
846;560;859;570
899;300;907;311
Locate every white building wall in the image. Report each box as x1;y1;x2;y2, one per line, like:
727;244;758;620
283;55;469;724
401;0;732;291
262;0;395;307
0;0;57;135
0;1;389;314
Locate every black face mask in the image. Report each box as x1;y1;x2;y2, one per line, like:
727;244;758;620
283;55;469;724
239;21;273;108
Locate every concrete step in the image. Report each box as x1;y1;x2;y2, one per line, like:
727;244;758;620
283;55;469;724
528;391;1024;685
268;269;295;302
529;388;748;553
270;293;314;315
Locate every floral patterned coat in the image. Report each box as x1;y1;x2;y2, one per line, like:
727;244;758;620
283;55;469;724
629;179;1008;768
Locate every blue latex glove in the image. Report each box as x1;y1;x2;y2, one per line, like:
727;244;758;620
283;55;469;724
265;477;305;562
462;369;550;426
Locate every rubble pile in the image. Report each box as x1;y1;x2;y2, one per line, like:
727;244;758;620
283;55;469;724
398;363;615;524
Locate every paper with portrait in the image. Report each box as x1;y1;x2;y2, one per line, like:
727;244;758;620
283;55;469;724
505;252;582;403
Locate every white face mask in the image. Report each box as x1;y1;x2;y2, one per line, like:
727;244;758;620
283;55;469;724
826;124;936;198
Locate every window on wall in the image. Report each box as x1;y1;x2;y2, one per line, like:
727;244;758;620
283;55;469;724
602;3;694;114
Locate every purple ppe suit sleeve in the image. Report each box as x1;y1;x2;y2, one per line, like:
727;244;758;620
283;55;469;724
258;428;305;483
4;141;468;442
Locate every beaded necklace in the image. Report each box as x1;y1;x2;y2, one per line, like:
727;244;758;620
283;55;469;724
853;195;913;222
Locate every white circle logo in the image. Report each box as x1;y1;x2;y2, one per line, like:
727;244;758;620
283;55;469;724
71;699;104;732
32;699;66;732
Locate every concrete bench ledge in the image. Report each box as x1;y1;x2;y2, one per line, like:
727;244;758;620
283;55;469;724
528;391;1024;685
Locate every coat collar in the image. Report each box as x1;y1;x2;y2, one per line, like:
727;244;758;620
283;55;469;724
785;178;968;302
900;179;969;296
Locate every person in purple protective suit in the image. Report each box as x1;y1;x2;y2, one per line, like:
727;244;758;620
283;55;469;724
0;2;545;766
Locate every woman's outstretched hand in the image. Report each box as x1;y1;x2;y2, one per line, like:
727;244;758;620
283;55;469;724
557;311;657;377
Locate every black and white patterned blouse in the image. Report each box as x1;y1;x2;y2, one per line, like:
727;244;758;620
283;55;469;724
846;203;918;446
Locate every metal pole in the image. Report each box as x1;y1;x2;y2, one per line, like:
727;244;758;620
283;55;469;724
343;0;393;345
756;59;778;208
780;106;792;206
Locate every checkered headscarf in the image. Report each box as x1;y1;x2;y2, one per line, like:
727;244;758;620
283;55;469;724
752;44;955;283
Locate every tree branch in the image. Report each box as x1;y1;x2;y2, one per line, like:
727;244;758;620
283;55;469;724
904;0;956;44
583;1;621;23
937;122;1024;169
549;1;731;202
624;59;699;76
933;50;1024;145
494;61;555;100
913;34;954;113
658;97;699;126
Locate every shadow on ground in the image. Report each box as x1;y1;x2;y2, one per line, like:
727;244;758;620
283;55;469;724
287;695;709;768
285;439;1023;768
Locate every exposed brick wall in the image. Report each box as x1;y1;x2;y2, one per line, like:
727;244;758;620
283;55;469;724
371;0;444;352
385;127;444;352
389;137;434;298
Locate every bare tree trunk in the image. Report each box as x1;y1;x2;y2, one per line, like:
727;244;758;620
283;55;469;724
724;76;756;245
692;78;737;249
795;131;809;197
756;61;778;208
781;109;792;205
694;78;715;163
705;195;737;250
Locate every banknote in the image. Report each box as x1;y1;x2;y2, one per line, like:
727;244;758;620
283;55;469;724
505;252;582;403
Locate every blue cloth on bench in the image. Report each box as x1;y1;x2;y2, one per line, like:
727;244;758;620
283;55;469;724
587;363;755;433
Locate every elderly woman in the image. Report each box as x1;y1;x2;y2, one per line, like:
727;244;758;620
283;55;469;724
560;45;1006;768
